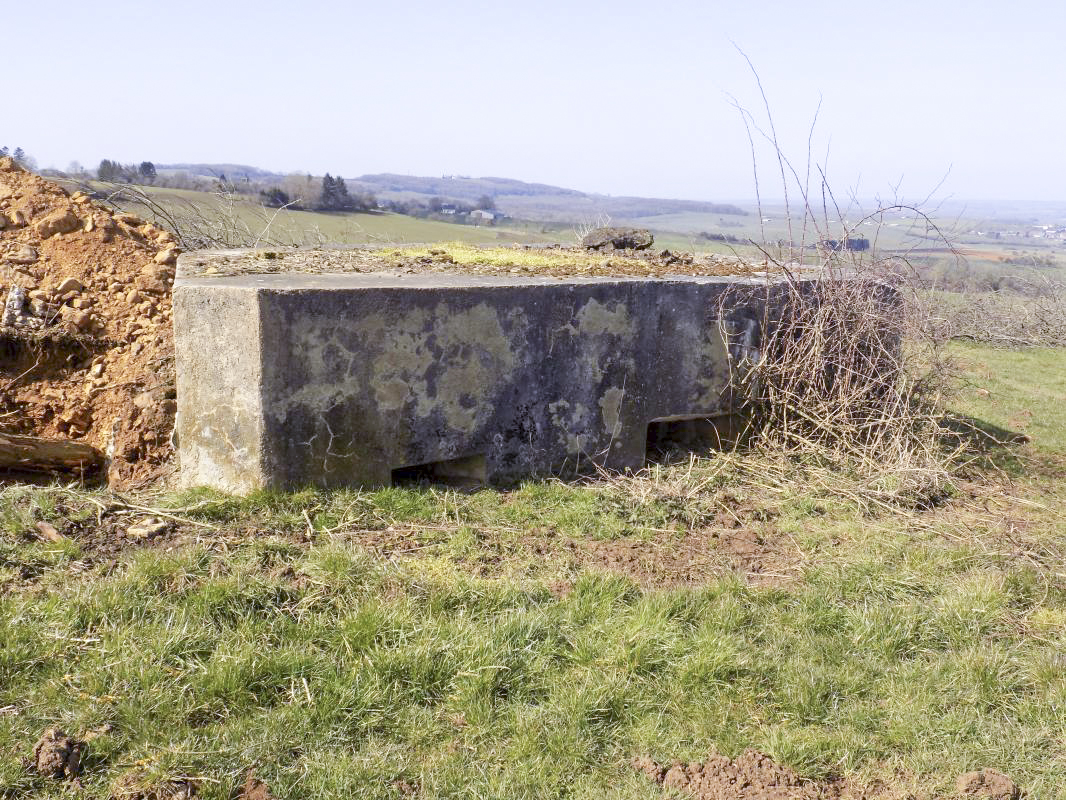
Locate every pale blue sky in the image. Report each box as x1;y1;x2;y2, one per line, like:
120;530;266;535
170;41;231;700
8;0;1064;202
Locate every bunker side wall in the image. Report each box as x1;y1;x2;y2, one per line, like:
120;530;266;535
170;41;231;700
252;279;766;489
173;284;267;493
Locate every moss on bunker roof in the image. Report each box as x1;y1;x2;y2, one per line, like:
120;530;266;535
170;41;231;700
181;243;774;279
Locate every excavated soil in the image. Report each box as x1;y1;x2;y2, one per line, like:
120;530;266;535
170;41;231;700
0;158;178;486
956;770;1022;799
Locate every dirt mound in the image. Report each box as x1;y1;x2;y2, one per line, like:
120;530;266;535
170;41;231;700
957;769;1021;799
0;157;178;486
232;773;275;800
32;727;85;780
633;750;847;799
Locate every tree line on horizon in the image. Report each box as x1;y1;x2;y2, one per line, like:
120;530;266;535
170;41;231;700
75;159;378;214
11;148;504;225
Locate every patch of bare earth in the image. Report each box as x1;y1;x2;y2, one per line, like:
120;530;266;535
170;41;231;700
330;516;797;589
956;769;1022;799
633;750;852;799
632;752;1025;800
232;773;275;800
558;524;794;587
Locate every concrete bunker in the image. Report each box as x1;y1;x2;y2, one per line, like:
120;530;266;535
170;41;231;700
173;248;791;493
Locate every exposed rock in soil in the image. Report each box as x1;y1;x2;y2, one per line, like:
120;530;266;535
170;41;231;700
32;728;85;780
581;226;654;251
957;769;1022;799
0;157;177;486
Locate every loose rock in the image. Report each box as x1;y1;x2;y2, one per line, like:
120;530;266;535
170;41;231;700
114;212;145;227
153;247;179;265
0;166;178;486
35;521;65;542
581;226;654;251
126;517;168;539
35;208;80;239
6;244;37;264
55;276;84;294
2;286;26;326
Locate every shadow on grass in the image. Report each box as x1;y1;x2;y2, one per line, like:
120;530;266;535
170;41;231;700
941;412;1063;479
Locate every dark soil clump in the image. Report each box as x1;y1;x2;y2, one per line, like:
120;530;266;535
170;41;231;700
32;728;85;780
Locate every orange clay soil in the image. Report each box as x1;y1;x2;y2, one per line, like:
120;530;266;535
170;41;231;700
0;158;178;487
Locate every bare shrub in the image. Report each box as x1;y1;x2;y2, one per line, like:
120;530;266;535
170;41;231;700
572;213;612;243
681;57;977;509
718;256;959;509
929;275;1066;348
90;182;302;250
78;181;383;251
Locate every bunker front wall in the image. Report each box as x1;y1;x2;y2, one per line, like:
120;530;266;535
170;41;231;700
175;271;778;492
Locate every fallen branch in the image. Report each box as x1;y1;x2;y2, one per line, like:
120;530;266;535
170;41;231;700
0;433;103;475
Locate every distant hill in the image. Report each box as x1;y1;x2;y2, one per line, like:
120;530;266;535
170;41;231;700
153;164;748;222
156;163;286;182
350;173;748;222
350;173;584;200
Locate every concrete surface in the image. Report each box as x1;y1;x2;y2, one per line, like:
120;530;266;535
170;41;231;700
174;251;789;492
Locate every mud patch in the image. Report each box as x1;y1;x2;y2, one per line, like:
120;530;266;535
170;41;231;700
634;751;1026;800
391;778;420;796
327;517;797;589
32;728;85;780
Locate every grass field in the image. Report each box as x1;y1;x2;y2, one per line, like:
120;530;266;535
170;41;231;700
91;185;792;259
99;185;567;249
78;181;1066;287
623;205;1066;284
2;343;1065;798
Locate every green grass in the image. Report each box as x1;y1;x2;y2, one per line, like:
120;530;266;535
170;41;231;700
950;342;1066;454
2;344;1065;798
103;185;762;258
